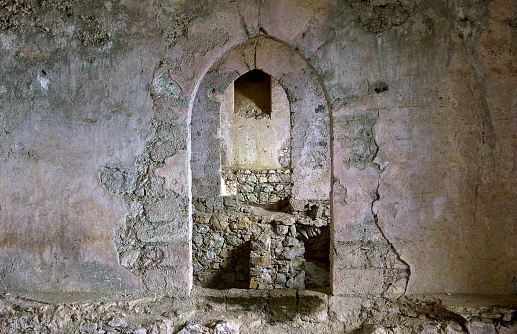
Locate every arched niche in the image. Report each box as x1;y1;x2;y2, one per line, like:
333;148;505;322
190;37;332;290
219;69;291;198
191;37;331;201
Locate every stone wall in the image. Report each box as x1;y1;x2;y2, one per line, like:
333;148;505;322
222;169;292;205
0;0;515;297
192;197;330;290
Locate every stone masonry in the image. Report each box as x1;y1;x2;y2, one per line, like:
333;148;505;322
192;196;330;290
222;169;292;205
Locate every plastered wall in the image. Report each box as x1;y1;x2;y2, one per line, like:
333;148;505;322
0;0;516;296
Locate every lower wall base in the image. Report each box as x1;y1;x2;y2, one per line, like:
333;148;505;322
2;290;515;333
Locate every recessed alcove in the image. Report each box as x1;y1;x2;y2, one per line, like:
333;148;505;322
220;70;291;201
234;69;272;119
220;70;290;173
190;37;332;291
192;65;331;290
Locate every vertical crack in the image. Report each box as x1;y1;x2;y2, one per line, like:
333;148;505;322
454;2;495;226
371;121;411;297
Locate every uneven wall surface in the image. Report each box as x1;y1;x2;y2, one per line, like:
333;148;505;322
0;0;516;296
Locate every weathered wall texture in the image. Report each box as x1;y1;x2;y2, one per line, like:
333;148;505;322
0;0;515;296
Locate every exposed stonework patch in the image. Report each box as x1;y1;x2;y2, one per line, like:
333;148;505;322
335;115;379;170
222;169;292;205
357;0;418;34
192;199;330;290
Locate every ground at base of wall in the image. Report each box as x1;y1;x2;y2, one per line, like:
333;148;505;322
1;290;516;334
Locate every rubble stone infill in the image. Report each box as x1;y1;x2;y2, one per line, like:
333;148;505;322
192;200;330;290
222;169;292;205
0;291;515;334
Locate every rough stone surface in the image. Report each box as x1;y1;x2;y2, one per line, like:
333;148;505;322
0;292;514;334
192;200;329;290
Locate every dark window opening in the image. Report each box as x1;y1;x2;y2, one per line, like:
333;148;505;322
234;69;272;119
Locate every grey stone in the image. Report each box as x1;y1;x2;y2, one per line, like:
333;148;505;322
100;167;137;195
213;321;238;334
279;245;304;260
298;290;328;323
275;225;289;235
269;194;279;202
360;325;389;334
283;236;298;247
193;234;203;247
200;250;217;264
328;296;363;323
445;323;465;334
119;250;140;268
226;234;243;246
286;272;305;288
108;316;125;327
263;185;274;193
240;184;253;193
152;70;182;98
305;261;329;288
206;234;225;248
466;322;496;334
247;174;258;183
498;325;517;334
275;273;287;285
178;323;210;334
259;192;269;202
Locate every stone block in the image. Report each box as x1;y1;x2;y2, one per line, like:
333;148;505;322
333;243;368;269
383;278;407;299
466;322;497;334
154;150;189;195
328;296;363;323
194;292;226;313
227;289;268;312
135;221;188;243
268;289;298;322
279;245;304;260
298;290;328;323
332;167;379;243
444;322;464;334
161;243;190;268
360;324;389;334
498;325;517;334
144;196;186;223
333;268;384;296
250;254;271;267
419;323;442;334
142;268;189;295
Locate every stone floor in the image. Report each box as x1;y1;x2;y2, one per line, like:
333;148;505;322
1;288;516;333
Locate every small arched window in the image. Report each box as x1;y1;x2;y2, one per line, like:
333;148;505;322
234;69;272;118
220;70;290;196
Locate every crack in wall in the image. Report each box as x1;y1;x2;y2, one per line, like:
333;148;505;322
452;1;496;227
370;118;410;298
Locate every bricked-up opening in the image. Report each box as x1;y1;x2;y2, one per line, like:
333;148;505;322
234;69;272;119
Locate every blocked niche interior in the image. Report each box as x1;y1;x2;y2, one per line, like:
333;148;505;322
192;66;331;290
